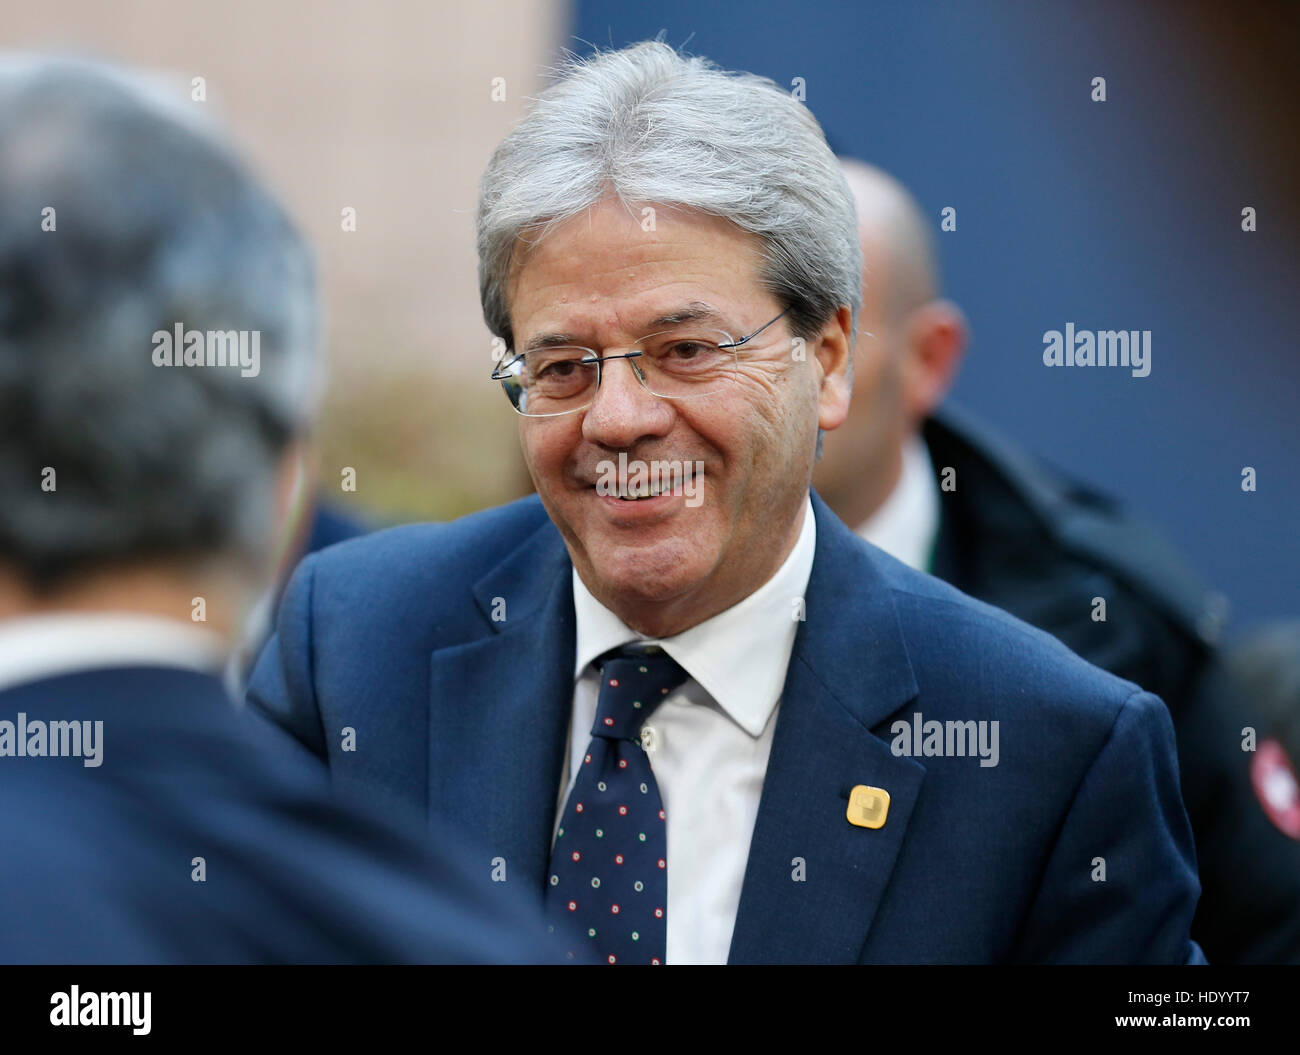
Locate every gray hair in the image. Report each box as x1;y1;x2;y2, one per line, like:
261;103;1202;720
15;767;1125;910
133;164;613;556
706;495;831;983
477;40;861;350
0;55;318;589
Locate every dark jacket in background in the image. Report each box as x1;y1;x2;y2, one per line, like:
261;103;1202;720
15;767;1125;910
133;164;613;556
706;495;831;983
924;406;1300;963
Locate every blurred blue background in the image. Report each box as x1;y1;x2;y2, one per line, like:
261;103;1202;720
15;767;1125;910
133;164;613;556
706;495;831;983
573;0;1299;628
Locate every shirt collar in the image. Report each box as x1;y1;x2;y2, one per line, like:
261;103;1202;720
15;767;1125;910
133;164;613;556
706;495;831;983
0;612;228;696
571;493;817;737
856;433;940;572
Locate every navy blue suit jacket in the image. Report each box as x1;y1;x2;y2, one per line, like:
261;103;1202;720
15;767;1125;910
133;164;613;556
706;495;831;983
0;666;560;964
248;491;1205;963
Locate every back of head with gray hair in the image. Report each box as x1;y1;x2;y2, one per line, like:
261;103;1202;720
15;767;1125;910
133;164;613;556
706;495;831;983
0;56;317;590
477;40;861;351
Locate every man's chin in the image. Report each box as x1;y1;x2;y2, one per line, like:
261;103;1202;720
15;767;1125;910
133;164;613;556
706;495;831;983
582;540;713;611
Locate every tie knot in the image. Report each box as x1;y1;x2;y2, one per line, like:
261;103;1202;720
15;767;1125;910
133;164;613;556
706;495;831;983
591;647;688;740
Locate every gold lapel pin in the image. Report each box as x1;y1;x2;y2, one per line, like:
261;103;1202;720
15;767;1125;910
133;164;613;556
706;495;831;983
847;785;890;829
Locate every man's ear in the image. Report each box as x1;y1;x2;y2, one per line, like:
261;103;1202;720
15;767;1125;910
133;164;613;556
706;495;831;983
902;299;967;425
815;304;854;432
270;440;315;580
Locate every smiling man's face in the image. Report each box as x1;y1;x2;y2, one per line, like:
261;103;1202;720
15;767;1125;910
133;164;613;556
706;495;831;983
507;197;851;637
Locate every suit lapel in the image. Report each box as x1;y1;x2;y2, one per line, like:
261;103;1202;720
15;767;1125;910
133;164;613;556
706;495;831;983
427;519;575;898
728;493;925;964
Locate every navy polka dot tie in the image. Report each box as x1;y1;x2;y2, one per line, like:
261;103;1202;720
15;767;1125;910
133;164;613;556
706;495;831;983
546;646;688;964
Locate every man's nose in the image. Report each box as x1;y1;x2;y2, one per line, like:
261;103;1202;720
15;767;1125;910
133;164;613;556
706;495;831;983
581;354;674;448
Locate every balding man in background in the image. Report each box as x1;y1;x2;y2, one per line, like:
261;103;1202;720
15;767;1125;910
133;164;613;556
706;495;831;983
815;158;1300;963
0;55;557;964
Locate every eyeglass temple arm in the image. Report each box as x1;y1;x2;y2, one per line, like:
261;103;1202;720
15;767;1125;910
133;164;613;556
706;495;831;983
725;305;792;349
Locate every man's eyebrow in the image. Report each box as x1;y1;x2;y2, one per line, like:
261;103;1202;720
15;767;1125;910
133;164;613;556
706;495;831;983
520;302;726;353
644;302;724;330
522;332;583;353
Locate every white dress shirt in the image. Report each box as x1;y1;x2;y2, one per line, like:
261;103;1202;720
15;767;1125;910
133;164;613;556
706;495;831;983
856;433;940;572
0;612;228;695
557;494;817;965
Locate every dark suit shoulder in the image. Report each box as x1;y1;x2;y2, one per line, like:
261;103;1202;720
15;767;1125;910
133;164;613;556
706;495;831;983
878;546;1138;717
0;668;558;964
311;494;549;580
303;495;551;624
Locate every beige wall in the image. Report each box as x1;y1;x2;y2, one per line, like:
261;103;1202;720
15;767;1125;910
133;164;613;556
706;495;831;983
1;0;566;520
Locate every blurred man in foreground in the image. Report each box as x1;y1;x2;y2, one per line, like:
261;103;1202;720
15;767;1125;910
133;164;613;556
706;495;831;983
0;56;557;964
814;158;1300;963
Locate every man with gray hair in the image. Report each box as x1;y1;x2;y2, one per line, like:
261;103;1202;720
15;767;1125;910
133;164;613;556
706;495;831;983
0;55;558;964
252;41;1205;964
